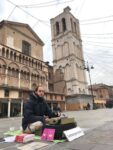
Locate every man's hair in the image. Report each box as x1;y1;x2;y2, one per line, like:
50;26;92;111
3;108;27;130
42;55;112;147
34;85;43;92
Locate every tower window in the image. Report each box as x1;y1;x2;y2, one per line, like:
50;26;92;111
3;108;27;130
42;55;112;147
70;18;73;31
56;22;60;35
22;40;31;56
74;22;77;34
4;89;9;97
62;18;66;32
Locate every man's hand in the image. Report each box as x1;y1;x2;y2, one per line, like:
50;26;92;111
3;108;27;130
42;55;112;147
44;116;50;123
55;111;61;117
58;111;61;117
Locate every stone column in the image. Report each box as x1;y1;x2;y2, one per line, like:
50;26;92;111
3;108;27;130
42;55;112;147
8;99;11;118
20;100;23;117
65;100;67;111
5;67;8;85
51;101;53;111
18;71;21;88
30;74;31;89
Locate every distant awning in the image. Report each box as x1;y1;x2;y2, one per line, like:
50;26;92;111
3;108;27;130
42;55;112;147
94;99;106;104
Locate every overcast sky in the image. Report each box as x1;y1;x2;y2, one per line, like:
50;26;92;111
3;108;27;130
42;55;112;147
0;0;113;86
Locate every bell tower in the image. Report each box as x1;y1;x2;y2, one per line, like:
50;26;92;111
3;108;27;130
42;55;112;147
50;6;88;95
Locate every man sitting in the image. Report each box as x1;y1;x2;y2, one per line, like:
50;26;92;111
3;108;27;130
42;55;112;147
22;85;60;134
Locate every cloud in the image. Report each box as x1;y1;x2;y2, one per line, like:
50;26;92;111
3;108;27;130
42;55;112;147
1;0;113;85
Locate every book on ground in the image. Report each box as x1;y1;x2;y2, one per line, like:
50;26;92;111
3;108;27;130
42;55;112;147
15;133;35;143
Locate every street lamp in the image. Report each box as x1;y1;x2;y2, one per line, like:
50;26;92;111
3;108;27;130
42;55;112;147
84;61;95;109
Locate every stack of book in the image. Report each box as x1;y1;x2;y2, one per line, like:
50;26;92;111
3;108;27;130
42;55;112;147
15;133;35;143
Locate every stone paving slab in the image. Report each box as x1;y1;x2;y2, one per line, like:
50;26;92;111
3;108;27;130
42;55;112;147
91;144;113;150
42;121;113;150
1;109;113;149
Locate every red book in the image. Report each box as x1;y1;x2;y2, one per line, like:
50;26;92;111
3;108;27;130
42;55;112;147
15;133;35;143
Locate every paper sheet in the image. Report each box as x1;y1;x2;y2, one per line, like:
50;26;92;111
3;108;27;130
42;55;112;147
18;141;48;150
4;136;16;142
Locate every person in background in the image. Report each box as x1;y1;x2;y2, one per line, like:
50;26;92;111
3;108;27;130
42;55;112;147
87;103;90;110
22;85;61;134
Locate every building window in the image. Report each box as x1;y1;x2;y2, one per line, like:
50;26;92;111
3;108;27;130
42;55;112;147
50;94;53;99
100;94;103;98
70;18;73;31
19;91;22;98
14;53;16;61
22;40;31;56
79;88;81;93
62;18;66;32
4;89;9;97
49;84;54;92
83;89;85;94
10;51;13;60
2;48;5;57
74;22;77;34
6;49;9;58
55;95;57;99
48;72;52;80
56;22;60;35
0;65;6;74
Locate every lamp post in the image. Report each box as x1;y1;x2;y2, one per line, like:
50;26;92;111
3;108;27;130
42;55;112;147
84;62;95;109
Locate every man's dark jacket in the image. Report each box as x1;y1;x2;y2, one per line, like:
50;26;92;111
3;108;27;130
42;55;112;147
22;92;58;130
